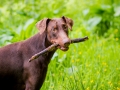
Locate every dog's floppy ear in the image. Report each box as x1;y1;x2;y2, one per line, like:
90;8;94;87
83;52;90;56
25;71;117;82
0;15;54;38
36;18;50;34
62;16;73;30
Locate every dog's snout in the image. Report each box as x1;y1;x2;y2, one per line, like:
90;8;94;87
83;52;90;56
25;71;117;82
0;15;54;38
63;39;71;47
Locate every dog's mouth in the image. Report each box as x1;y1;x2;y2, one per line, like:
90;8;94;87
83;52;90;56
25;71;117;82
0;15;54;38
57;46;69;51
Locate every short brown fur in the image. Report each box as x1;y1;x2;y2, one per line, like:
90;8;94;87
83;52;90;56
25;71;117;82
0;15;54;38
0;16;73;90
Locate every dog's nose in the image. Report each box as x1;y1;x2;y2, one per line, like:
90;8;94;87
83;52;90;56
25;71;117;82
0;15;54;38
63;39;71;47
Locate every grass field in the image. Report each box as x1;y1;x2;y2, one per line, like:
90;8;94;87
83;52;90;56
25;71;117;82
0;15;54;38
40;33;120;90
0;0;120;90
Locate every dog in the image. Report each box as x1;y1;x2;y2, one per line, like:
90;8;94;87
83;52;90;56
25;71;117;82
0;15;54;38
0;16;73;90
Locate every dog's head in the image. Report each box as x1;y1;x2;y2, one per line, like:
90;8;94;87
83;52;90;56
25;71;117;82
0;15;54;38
36;16;73;51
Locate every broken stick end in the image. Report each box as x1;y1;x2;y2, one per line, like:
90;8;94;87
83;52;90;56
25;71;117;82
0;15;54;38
29;57;36;62
28;59;32;62
85;36;89;41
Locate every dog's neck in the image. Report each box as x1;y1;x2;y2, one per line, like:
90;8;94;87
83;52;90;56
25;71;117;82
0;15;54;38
45;34;52;48
25;33;56;64
26;33;52;49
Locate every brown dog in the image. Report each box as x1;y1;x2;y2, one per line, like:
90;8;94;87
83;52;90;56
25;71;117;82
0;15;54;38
0;16;73;90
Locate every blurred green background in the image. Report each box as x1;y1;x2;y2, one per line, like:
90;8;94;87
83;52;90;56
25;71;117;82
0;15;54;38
0;0;120;90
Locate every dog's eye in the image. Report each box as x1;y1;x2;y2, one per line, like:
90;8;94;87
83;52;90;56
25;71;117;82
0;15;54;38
52;28;57;32
52;26;58;32
62;24;68;30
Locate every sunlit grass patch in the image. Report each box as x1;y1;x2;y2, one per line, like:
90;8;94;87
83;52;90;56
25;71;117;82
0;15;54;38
41;36;120;90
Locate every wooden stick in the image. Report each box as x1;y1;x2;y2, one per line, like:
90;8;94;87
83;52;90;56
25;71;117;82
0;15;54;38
29;36;88;62
29;43;58;62
71;36;88;43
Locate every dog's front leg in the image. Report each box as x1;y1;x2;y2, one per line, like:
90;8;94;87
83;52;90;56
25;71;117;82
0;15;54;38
24;67;47;90
25;76;40;90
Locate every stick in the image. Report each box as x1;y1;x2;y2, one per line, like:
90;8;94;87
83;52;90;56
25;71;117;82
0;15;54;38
29;36;88;62
29;43;58;62
71;36;88;43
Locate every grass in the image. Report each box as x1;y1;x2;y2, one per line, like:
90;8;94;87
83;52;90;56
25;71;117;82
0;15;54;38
34;25;120;90
0;0;120;90
40;33;120;90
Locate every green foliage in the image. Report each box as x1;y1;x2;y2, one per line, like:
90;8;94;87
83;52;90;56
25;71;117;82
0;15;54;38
83;2;120;38
0;0;120;90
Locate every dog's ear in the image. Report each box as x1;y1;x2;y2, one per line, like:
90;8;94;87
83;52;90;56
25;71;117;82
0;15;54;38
36;18;50;34
62;16;73;30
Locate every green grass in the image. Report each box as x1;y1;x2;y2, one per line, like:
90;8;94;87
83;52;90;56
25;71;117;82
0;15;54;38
0;0;120;90
40;35;120;90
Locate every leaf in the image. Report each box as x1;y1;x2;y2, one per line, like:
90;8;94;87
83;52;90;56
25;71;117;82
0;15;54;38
51;52;58;60
23;18;36;38
23;18;35;30
64;65;78;75
53;9;59;14
16;25;23;34
87;16;102;30
0;34;13;45
114;6;120;17
101;5;111;10
83;9;89;16
58;54;66;62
